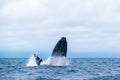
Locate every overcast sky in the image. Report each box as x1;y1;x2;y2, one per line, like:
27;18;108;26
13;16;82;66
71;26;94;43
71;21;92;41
0;0;120;57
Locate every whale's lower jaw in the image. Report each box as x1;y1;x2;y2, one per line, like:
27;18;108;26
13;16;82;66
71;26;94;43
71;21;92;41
40;56;67;66
51;37;67;57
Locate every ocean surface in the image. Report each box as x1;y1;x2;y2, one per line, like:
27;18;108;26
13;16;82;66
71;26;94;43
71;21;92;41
1;58;120;80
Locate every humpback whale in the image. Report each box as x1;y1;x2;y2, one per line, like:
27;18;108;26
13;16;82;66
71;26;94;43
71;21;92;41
33;37;67;66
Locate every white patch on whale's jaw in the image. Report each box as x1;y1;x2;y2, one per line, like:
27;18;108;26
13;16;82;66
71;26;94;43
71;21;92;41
41;56;68;66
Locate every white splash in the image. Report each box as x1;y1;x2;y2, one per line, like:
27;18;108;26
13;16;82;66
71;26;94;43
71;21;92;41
26;55;69;67
41;56;69;66
26;55;37;67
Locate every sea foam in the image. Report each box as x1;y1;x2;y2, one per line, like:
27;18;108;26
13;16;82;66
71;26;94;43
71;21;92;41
26;55;37;67
26;55;69;67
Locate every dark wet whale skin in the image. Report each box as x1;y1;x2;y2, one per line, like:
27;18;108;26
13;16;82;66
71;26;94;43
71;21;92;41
51;37;67;57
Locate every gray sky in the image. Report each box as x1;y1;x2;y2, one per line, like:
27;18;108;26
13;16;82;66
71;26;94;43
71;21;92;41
0;0;120;57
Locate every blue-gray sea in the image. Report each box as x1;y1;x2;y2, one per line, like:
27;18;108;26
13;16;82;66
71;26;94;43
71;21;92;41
0;58;120;80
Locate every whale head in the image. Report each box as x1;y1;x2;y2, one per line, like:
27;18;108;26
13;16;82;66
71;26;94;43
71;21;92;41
51;37;67;57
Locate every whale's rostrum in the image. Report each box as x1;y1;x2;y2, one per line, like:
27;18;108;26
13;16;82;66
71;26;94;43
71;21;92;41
51;37;67;57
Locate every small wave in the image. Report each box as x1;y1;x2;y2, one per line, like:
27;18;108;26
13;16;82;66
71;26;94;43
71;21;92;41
89;74;120;80
68;69;77;73
0;67;3;70
35;76;60;80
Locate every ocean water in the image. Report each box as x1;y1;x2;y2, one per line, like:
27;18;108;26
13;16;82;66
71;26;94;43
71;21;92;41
0;58;120;80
